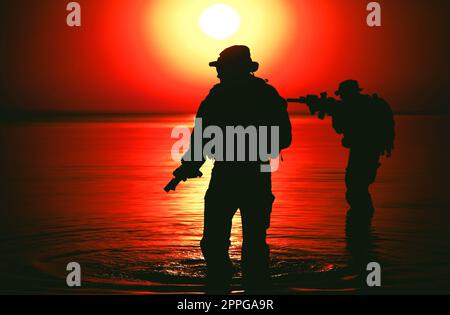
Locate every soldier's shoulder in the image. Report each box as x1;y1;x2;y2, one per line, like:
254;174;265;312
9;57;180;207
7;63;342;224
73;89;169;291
204;83;225;100
199;84;222;107
369;93;390;106
253;76;272;87
366;94;393;116
253;77;281;95
209;83;222;93
370;93;383;101
360;93;379;105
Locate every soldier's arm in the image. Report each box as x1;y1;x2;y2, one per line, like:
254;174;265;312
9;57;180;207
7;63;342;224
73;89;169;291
331;104;345;134
268;86;292;150
278;97;293;150
175;94;212;179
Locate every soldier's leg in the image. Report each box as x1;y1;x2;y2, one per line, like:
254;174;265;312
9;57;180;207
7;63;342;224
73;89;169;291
345;149;380;232
240;193;275;294
201;191;237;294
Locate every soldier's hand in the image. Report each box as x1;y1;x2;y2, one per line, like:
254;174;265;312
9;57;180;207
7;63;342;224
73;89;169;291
173;165;203;181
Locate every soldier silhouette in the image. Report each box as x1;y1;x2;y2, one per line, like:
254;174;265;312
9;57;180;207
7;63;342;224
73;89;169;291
170;45;292;294
331;80;395;236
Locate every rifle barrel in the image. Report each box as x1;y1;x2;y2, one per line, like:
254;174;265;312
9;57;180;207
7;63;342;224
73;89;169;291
164;177;182;193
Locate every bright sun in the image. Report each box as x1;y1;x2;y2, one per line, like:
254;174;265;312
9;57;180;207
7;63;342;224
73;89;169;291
199;4;241;40
148;0;293;81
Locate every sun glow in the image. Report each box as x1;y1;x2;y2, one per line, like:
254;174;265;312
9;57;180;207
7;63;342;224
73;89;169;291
146;0;294;83
199;4;241;40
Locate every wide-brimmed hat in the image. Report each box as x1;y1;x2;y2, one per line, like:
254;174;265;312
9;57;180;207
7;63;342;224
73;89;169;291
335;80;363;96
209;45;259;72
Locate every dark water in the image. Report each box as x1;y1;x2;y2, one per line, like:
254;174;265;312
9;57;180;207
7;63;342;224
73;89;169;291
0;115;449;294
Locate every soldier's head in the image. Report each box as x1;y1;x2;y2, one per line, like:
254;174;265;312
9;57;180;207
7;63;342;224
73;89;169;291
209;45;259;82
335;80;363;100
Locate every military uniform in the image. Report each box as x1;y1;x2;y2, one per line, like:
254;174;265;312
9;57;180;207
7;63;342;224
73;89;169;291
175;46;292;293
331;81;395;234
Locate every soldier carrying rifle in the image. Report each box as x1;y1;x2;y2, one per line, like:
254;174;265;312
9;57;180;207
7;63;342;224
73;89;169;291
289;80;395;236
166;46;292;294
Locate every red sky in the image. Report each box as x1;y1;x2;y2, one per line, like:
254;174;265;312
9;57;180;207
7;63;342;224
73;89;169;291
0;0;449;114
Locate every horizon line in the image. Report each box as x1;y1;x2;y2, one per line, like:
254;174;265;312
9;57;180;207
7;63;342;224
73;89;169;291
1;110;449;117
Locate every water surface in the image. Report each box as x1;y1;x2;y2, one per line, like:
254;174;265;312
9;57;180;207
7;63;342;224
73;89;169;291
0;115;449;294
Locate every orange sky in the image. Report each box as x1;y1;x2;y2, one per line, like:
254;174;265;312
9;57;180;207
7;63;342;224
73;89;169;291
0;0;449;114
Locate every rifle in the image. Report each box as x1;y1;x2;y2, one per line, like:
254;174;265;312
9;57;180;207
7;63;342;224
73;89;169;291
287;92;339;119
164;177;183;192
164;170;203;193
